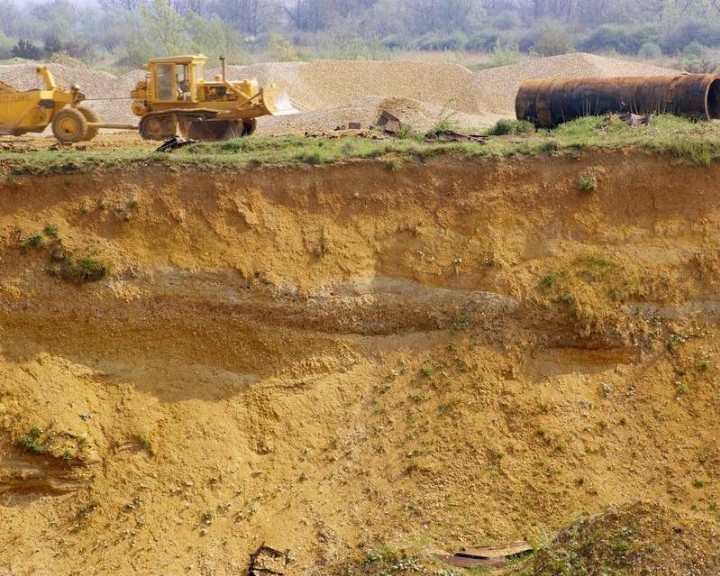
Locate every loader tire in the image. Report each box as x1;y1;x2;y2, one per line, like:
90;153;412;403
78;107;100;141
52;108;88;144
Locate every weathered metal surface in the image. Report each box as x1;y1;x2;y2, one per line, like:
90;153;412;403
432;553;507;568
434;540;533;570
515;74;720;128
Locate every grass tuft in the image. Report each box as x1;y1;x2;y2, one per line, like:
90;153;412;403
57;256;108;284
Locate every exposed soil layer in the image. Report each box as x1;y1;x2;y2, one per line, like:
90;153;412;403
1;151;720;575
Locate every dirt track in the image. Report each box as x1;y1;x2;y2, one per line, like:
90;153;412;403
1;150;720;574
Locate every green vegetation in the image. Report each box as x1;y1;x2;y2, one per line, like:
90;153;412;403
535;253;646;328
361;546;424;574
2;0;720;71
43;223;59;238
16;425;47;455
1;116;720;175
15;424;89;461
15;224;109;285
486;119;535;136
56;256;108;284
20;233;44;250
577;172;597;192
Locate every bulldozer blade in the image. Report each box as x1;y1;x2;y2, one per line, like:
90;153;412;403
262;88;299;116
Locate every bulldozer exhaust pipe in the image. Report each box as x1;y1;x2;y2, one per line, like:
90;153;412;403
220;56;226;83
516;74;720;128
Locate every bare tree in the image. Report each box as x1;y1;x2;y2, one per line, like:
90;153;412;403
531;0;577;22
99;0;147;10
283;0;333;32
212;0;280;36
172;0;210;14
0;0;19;36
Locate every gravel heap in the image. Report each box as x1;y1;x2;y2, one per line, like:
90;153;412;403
0;53;682;137
224;60;485;113
474;52;680;113
255;95;504;135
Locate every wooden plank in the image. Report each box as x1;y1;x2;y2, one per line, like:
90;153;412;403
458;541;532;559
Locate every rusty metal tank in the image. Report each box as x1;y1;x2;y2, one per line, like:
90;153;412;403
515;74;720;128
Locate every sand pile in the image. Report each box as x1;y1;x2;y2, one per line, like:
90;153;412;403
255;95;505;135
0;53;684;136
225;60;485;113
474;52;680;113
224;60;504;133
236;54;681;132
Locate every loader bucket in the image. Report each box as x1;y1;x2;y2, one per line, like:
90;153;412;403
262;87;299;116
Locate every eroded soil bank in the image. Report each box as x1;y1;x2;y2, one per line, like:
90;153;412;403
1;152;719;575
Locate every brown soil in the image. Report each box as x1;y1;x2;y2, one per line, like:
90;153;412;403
1;148;720;574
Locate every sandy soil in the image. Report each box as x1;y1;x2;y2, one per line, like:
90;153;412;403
1;148;720;575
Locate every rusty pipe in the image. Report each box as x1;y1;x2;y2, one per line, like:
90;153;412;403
515;74;720;128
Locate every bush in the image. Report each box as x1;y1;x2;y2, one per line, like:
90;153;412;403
660;19;720;54
466;31;500;52
578;24;646;55
680;42;717;73
0;32;14;60
11;39;42;60
638;42;662;59
58;257;108;284
486;118;535;136
416;31;467;51
531;20;574;56
489;44;521;67
489;10;521;31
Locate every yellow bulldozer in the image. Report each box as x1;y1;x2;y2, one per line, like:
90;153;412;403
0;66;100;143
130;54;298;140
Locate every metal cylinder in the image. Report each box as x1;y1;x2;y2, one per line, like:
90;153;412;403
515;74;720;128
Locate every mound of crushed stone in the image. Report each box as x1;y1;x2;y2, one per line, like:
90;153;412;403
223;60;485;113
474;52;681;114
524;501;720;576
255;95;504;135
0;53;683;136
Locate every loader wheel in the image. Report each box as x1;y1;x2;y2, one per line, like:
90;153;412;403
52;108;88;144
139;114;177;141
78;107;100;141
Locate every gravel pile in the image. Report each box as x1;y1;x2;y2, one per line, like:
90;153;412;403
224;60;486;113
255;95;504;135
474;52;680;113
0;53;682;137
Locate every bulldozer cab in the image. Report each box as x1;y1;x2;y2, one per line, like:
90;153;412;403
149;56;206;103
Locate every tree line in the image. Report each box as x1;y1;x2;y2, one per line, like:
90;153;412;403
0;0;719;70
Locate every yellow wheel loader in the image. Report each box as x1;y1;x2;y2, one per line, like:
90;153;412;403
0;67;99;143
130;54;298;141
